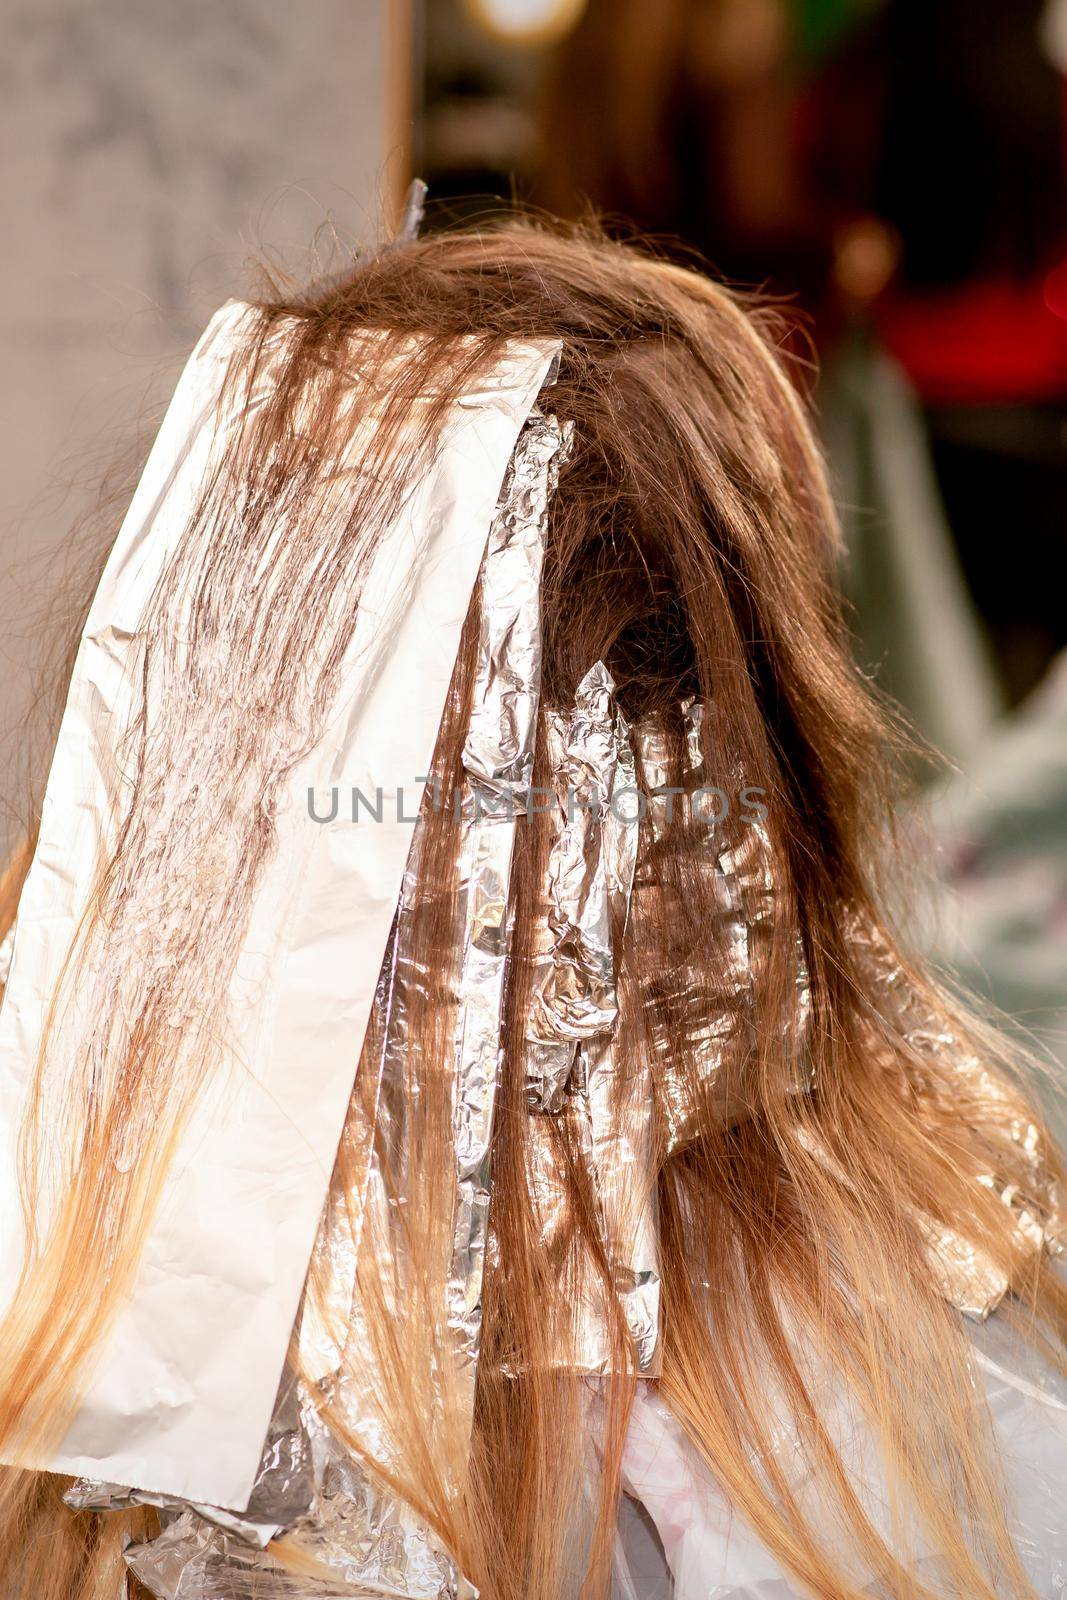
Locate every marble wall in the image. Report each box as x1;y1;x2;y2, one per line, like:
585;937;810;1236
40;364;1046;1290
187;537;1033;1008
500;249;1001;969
0;0;401;846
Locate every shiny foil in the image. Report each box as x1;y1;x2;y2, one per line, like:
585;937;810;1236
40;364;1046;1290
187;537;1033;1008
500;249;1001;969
0;304;560;1508
812;917;1064;1320
69;407;570;1598
525;661;640;1114
306;409;571;1592
521;663;658;1372
450;411;574;1394
633;706;812;1153
319;408;572;1463
518;688;817;1376
120;1400;467;1598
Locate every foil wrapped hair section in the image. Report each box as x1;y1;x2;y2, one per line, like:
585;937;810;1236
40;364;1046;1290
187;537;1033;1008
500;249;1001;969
524;660;640;1115
287;407;573;1593
516;682;814;1376
463;410;574;807
448;408;574;1397
800;916;1065;1322
519;660;659;1373
67;407;573;1600
112;1381;470;1598
632;704;813;1154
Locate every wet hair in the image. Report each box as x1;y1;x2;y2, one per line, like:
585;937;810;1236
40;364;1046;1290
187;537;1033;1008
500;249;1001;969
0;218;1063;1599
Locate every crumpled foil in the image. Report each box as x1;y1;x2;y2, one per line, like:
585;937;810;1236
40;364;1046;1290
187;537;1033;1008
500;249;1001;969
520;661;658;1373
524;660;640;1114
65;1375;315;1550
807;917;1064;1321
67;409;572;1599
319;409;572;1458
518;689;816;1375
633;704;812;1152
120;1399;464;1598
449;410;574;1394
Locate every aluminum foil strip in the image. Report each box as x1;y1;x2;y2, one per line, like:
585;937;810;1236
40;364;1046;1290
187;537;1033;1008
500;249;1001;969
300;410;571;1588
628;714;751;1148
325;409;571;1436
582;1030;661;1374
279;412;569;1600
71;408;570;1600
525;661;640;1114
317;807;527;1476
856;919;1064;1317
449;411;573;1391
121;1409;466;1600
462;412;572;803
796;926;1064;1320
446;816;521;1386
519;1098;613;1373
520;662;658;1371
632;706;811;1153
519;689;814;1375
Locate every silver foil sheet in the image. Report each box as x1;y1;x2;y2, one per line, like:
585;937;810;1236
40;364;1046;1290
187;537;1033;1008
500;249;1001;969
73;408;571;1600
628;713;752;1149
633;706;812;1152
518;687;814;1376
306;408;571;1588
291;409;570;1596
320;409;572;1455
521;662;657;1371
809;916;1064;1320
524;661;640;1114
449;410;574;1395
121;1405;467;1599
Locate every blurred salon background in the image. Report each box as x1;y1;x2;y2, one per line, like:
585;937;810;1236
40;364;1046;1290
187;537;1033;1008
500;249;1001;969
3;0;1067;1058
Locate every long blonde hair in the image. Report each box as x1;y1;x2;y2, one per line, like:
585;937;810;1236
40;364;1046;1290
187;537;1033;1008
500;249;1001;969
0;220;1063;1599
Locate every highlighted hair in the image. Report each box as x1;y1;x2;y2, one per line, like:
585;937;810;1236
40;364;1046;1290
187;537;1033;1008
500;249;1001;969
0;220;1063;1599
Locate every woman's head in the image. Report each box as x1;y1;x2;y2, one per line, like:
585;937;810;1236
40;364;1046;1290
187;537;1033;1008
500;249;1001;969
0;218;1062;1600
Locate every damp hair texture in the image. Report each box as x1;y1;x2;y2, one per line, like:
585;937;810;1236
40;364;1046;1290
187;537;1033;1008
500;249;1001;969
0;220;1064;1600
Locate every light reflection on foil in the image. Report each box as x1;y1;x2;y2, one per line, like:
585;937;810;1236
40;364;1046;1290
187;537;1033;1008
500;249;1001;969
524;661;640;1115
842;918;1064;1320
121;1410;466;1599
518;692;811;1375
449;411;573;1398
521;661;658;1372
633;706;812;1153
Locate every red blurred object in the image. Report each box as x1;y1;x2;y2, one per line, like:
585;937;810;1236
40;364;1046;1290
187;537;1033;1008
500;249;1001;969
1044;255;1067;321
877;274;1067;405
